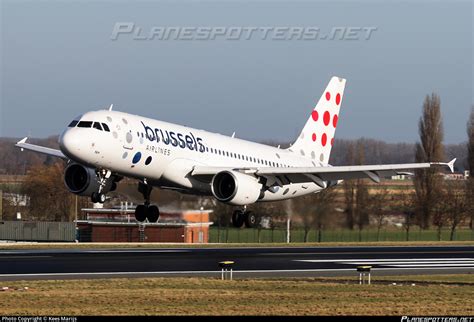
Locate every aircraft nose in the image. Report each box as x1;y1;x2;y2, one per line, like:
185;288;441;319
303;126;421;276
59;129;82;159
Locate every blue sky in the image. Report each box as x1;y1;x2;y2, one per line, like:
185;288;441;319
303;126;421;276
1;0;472;144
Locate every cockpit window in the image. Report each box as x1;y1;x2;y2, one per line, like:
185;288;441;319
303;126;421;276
102;123;110;132
93;122;103;131
68;120;79;127
77;121;93;128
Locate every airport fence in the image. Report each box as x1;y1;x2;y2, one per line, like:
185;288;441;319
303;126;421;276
0;221;76;242
209;226;474;243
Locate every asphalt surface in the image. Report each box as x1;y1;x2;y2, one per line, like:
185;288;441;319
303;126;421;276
0;245;472;280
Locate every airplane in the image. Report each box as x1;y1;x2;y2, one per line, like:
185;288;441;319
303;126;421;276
15;76;455;228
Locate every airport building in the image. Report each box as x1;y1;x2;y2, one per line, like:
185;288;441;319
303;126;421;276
76;207;213;243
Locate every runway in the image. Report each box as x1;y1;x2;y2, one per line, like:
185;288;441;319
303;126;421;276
0;245;472;280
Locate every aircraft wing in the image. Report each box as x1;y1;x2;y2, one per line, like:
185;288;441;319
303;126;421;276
191;159;456;186
15;137;67;159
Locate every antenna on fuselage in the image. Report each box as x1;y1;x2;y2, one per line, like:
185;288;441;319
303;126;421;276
231;132;236;138
108;104;114;111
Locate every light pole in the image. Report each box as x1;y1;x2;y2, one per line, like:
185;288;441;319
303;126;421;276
200;205;204;243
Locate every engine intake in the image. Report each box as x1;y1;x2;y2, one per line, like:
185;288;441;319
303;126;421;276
64;163;114;197
211;170;262;206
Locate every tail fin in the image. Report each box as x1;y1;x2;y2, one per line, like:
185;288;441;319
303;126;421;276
289;76;346;164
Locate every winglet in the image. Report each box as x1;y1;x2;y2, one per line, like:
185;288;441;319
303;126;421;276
447;158;456;173
17;137;28;144
108;104;114;111
431;158;456;173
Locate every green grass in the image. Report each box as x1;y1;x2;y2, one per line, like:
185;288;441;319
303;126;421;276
210;227;474;243
0;275;472;315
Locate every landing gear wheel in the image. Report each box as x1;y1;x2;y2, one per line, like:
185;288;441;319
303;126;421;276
244;211;259;228
91;192;106;203
232;210;245;228
91;193;98;203
135;204;148;222
98;193;106;203
147;205;160;223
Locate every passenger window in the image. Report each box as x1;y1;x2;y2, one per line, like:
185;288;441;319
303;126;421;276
77;121;93;128
68;120;79;127
102;123;110;132
93;122;103;131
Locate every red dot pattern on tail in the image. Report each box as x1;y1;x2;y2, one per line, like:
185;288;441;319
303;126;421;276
333;114;338;128
323;111;330;126
336;93;341;105
311;110;319;122
312;133;317;142
322;133;327;146
325;92;331;101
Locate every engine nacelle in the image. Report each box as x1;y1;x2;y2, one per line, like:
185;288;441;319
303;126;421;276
211;170;262;206
64;163;114;197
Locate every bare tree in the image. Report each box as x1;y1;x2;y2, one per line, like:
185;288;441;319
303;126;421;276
398;189;416;241
354;140;370;241
444;182;469;241
294;188;336;243
355;180;370;242
414;93;445;229
343;142;356;229
313;188;337;242
21;163;77;221
295;195;314;242
432;183;449;241
370;186;389;241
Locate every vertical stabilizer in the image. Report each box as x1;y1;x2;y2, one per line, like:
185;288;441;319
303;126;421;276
289;76;346;164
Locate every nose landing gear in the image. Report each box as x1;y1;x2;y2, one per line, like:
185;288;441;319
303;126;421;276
134;182;160;223
90;169;113;203
91;192;106;203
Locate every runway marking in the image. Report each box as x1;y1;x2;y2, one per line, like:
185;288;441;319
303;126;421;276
0;266;472;279
261;251;474;256
341;261;474;265
295;258;474;269
295;258;474;263
387;264;474;267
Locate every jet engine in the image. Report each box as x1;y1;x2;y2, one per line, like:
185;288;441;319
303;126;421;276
211;170;263;206
64;163;115;197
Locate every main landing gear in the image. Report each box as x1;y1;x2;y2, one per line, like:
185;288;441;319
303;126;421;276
232;209;259;229
134;182;160;223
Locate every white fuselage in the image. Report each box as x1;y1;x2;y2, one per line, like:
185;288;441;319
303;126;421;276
59;110;326;201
